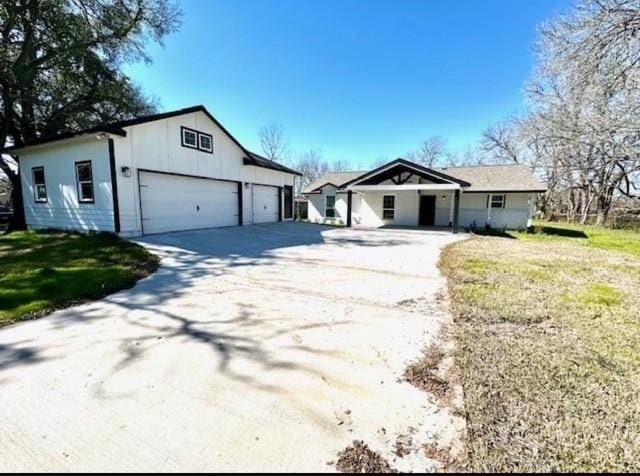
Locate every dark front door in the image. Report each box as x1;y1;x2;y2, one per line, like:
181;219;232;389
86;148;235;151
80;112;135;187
419;195;436;226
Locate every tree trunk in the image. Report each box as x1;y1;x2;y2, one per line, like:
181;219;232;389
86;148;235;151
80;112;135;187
6;171;26;231
0;157;26;231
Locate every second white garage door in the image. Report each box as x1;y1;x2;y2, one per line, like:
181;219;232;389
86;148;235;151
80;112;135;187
252;185;279;224
139;171;239;234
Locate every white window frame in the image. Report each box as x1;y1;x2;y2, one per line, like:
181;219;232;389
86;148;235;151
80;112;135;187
75;161;94;203
32;166;47;203
490;194;505;209
325;195;336;218
382;194;395;220
181;127;198;149
198;132;213;153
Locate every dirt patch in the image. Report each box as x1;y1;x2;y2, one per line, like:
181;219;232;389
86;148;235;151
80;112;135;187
336;440;397;473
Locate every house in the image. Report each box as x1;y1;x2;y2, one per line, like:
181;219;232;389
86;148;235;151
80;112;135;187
303;159;546;231
8;106;301;236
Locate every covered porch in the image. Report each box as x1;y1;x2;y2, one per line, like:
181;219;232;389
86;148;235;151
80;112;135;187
341;159;467;233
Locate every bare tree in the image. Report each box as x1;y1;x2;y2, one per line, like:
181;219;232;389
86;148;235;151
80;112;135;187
258;123;289;162
291;149;329;196
331;160;351;172
407;136;448;167
481;120;523;163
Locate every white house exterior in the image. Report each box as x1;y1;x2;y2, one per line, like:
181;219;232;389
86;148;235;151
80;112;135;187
304;159;546;231
10;106;300;236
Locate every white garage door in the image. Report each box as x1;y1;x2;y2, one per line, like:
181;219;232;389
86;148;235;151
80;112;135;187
252;185;279;224
139;171;238;234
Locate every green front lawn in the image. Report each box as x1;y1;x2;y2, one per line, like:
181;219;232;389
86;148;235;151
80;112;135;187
0;230;159;326
512;221;640;258
441;222;640;472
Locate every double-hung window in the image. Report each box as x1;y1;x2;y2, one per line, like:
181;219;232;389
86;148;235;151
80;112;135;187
325;195;336;218
75;161;94;203
490;194;505;209
383;195;395;219
32;167;47;203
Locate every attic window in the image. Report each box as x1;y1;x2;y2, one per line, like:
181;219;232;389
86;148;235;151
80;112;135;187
181;126;213;153
198;133;213;153
182;127;197;149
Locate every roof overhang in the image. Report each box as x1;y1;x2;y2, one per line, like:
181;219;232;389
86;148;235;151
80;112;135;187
6;128;127;154
349;184;461;192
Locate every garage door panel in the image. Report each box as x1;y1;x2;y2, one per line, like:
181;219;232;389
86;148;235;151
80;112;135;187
252;185;279;224
139;171;238;234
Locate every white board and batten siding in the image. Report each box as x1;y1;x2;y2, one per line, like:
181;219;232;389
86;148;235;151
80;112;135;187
17;108;296;236
112;109;295;235
115;111;294;236
19;138;117;233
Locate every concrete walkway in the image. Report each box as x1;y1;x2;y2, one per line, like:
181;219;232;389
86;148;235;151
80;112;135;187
0;222;464;472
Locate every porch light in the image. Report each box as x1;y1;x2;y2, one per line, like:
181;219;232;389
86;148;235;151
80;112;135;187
120;166;131;177
441;195;447;201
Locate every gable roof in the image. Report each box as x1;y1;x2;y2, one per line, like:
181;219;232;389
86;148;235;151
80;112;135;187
6;105;300;176
437;164;546;192
342;158;471;188
303;160;546;194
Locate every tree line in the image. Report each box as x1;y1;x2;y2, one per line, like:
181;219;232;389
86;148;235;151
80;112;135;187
2;0;639;229
260;0;640;225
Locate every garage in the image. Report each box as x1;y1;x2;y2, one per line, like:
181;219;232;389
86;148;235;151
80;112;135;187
252;184;280;224
139;171;239;234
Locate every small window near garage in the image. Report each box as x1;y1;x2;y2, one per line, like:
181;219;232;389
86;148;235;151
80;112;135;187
383;195;395;219
181;127;198;149
75;161;94;203
198;132;213;153
490;194;505;209
325;195;336;218
32;167;47;203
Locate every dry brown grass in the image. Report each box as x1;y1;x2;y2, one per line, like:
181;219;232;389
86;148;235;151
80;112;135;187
336;440;397;473
403;344;451;402
440;233;640;472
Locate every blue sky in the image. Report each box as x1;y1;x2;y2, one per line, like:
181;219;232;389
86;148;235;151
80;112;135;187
125;0;567;167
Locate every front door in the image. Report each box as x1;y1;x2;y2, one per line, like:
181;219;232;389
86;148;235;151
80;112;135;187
419;195;436;226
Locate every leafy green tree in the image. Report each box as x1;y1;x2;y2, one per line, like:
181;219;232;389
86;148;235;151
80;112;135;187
0;0;181;229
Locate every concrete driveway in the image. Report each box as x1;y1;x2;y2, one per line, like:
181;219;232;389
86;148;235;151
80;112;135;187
0;222;464;472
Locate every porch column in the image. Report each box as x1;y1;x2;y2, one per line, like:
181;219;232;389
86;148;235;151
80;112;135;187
347;190;353;227
453;189;461;234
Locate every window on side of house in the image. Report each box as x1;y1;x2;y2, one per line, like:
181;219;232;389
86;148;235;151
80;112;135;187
383;195;395;219
181;127;198;149
490;194;505;209
32;167;47;203
325;195;336;218
198;132;213;153
75;161;94;203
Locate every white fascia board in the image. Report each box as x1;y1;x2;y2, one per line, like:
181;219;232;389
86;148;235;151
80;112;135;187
348;184;460;192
